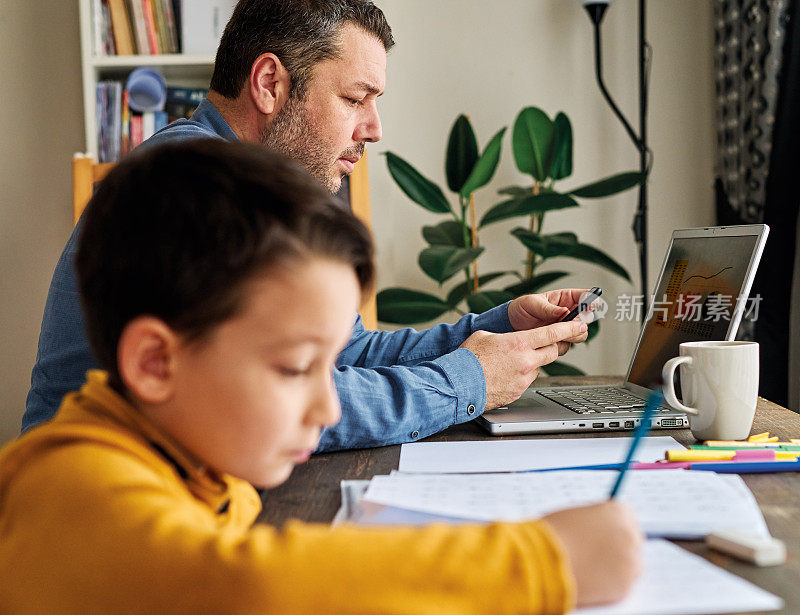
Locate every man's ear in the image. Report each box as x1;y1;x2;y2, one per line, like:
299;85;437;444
249;52;292;115
117;316;179;404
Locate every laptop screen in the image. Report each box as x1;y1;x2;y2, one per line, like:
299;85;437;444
627;233;760;388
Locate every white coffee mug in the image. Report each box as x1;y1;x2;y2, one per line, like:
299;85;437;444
661;341;759;441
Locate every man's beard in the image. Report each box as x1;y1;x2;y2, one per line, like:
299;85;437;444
260;96;363;194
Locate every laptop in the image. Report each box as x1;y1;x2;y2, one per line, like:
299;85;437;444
477;224;770;435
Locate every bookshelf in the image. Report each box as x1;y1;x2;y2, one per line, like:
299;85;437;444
78;0;215;158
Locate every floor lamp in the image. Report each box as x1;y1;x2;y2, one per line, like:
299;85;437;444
582;0;652;317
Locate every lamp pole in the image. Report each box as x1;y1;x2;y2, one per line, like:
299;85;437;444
582;0;651;320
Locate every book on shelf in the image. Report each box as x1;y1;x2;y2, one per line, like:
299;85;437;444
142;0;160;54
165;86;207;121
92;0;106;56
94;0;117;56
96;80;206;162
108;0;135;56
128;0;151;54
92;0;183;56
96;81;122;162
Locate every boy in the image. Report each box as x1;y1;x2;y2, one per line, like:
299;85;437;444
0;141;641;613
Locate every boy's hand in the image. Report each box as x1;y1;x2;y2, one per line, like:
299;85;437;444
542;501;643;607
460;320;587;410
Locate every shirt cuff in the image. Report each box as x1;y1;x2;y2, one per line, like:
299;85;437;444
472;301;513;333
435;347;488;418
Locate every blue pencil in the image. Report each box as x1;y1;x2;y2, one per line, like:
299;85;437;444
608;387;664;498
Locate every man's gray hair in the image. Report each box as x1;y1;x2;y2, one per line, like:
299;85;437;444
210;0;394;100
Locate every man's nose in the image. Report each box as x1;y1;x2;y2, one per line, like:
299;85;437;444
354;102;382;143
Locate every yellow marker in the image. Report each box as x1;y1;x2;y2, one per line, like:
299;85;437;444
667;449;800;462
748;432;779;443
668;450;737;461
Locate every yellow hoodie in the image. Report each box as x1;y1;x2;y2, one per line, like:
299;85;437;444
0;371;575;614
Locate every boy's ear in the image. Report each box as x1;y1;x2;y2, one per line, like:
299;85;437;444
117;316;179;404
249;52;292;116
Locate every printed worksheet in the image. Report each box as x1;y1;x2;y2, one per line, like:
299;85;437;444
573;540;782;615
361;469;769;539
398;436;683;473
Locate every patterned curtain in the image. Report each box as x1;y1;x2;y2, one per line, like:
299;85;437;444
716;0;800;408
714;0;790;224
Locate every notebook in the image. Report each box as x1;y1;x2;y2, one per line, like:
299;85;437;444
477;224;769;435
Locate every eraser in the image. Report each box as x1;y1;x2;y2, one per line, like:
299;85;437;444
706;530;787;567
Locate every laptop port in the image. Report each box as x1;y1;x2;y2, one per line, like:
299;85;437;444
578;423;586;427
592;422;604;428
660;418;682;428
608;421;620;428
624;420;635;428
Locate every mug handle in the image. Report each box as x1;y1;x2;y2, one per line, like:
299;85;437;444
661;356;699;415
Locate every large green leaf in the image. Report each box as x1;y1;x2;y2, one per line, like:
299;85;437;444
541;360;585;376
512;107;554;181
419;245;484;284
377;288;451;324
570;171;646;198
446;271;517;307
568;243;631;281
510;229;578;259
549;112;573;180
422;220;469;246
480;192;579;227
460;127;507;198
384;152;451;213
445;114;479;193
504;271;570;296
467;290;516;313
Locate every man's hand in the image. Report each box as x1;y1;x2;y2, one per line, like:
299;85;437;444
542;501;643;607
507;289;594;355
460;320;587;410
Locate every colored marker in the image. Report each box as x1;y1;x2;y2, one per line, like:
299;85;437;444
666;449;800;462
688;459;800;473
704;440;798;447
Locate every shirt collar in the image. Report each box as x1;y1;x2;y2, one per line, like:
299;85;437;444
191;98;240;142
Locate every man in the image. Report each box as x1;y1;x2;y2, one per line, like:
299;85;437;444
24;0;588;450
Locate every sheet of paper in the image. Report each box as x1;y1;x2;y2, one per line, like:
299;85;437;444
398;436;683;473
573;539;782;615
362;470;769;539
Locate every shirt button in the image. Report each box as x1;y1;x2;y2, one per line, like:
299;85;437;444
410;430;420;439
467;404;476;415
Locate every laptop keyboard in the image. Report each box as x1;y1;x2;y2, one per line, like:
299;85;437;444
538;387;672;415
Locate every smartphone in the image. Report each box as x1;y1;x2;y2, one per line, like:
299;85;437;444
560;287;602;322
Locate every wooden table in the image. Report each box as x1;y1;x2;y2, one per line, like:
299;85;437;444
259;376;800;614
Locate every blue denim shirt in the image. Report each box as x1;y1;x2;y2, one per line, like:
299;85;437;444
23;100;514;451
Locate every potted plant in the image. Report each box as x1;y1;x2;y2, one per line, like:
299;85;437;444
378;106;645;374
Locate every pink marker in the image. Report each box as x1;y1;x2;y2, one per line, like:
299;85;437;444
632;462;691;470
733;449;777;461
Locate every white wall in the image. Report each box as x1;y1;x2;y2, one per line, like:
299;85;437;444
370;0;715;374
0;2;85;444
0;0;714;445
